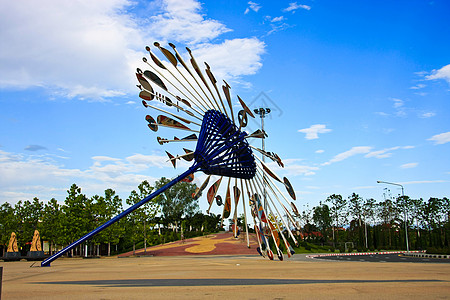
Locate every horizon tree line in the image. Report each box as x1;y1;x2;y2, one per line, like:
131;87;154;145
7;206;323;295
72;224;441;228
1;181;449;256
303;192;449;252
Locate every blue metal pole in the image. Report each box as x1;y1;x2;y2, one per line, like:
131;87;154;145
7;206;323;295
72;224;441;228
41;165;198;267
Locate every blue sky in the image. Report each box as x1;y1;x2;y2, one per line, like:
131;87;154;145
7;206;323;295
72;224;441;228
1;0;449;216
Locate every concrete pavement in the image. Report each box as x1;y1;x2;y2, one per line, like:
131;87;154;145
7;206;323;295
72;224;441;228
2;254;449;299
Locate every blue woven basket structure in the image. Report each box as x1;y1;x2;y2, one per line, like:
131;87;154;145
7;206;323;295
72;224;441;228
196;110;256;179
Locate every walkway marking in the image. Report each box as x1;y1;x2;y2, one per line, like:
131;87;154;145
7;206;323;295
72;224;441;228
185;234;243;253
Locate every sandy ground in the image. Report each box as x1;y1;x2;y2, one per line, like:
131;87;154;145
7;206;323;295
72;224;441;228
1;255;449;300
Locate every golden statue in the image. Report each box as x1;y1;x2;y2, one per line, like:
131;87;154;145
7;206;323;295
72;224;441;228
30;230;42;252
7;232;18;252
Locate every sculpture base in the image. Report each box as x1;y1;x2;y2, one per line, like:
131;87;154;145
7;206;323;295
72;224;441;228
26;251;46;261
2;252;22;261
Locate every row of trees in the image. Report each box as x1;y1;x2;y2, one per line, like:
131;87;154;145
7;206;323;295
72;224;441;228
0;178;221;256
1;179;448;256
303;193;450;252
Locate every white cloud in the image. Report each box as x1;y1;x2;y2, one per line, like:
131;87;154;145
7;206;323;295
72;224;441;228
315;149;324;154
0;149;172;204
322;146;372;166
414;71;428;76
428;131;450;145
419;112;436;118
283;2;311;12
245;1;261;14
400;162;418;169
148;0;231;44
365;146;414;159
400;180;448;185
375;111;389;117
65;86;126;101
410;83;426;90
189;38;265;80
0;0;265;100
284;164;319;176
0;150;84;202
392;98;404;108
126;153;169;168
389;98;407;117
426;64;450;84
382;128;395;134
365;150;393;159
92;156;121;162
298;124;332;140
268;158;318;176
271;16;285;22
24;145;47;152
266;22;291;36
0;0;143;100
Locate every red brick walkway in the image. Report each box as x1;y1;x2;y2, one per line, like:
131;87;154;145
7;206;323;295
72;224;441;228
119;232;259;257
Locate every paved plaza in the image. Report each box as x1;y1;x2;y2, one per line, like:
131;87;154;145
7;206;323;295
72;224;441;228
2;233;449;299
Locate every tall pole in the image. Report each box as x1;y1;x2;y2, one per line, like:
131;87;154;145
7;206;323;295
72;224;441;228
254;108;271;214
377;180;409;252
42;165;197;267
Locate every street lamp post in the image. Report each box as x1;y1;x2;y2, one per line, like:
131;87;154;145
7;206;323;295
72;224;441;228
253;108;271;161
254;108;271;213
377;180;409;252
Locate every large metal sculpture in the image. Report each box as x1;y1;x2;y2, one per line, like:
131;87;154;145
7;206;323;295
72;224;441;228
41;43;300;267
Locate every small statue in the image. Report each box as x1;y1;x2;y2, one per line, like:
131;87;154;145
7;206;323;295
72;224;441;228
4;232;21;260
7;232;18;252
30;230;42;252
27;230;45;261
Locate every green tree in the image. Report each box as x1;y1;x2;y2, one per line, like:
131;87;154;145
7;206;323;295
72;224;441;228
422;197;449;248
441;197;450;248
0;202;18;255
313;202;332;242
41;198;63;255
326;194;347;247
154;177;198;231
90;194;104;255
410;198;424;249
13;201;27;249
188;212;207;232
363;198;377;249
102;188;125;255
18;198;44;249
92;189;125;256
300;204;313;227
126;180;158;255
202;213;221;233
348;193;364;248
378;198;398;248
61;184;91;256
396;195;412;250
